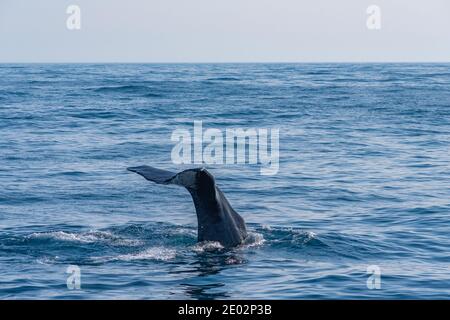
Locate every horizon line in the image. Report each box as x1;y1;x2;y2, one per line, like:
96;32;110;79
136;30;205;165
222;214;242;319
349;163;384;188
1;61;450;64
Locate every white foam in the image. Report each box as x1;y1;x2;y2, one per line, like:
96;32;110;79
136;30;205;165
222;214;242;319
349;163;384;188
190;232;265;252
28;231;97;243
36;256;58;265
172;228;197;237
192;241;224;252
27;231;142;246
301;231;317;244
113;247;176;261
241;232;265;248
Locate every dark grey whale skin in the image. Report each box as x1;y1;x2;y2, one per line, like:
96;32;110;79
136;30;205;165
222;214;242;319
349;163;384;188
127;166;247;248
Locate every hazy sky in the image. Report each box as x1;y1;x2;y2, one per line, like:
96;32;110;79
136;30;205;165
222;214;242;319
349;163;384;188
0;0;449;62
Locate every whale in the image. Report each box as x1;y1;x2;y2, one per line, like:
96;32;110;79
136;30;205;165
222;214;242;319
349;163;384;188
127;165;247;247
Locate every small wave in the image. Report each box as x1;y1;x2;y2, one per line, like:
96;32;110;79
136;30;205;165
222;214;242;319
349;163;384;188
0;90;28;97
241;232;265;248
257;226;324;248
93;85;144;92
143;92;163;98
49;171;88;177
36;256;58;265
188;234;264;252
206;77;240;81
100;247;177;262
28;231;97;243
301;231;317;244
27;231;141;246
171;228;197;237
92;85;159;95
192;241;224;252
285;230;321;246
91;85;164;98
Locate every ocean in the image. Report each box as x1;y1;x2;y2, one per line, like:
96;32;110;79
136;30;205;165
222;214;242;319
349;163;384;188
0;63;449;299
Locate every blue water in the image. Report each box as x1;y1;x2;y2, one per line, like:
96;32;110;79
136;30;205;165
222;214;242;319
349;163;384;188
0;63;449;299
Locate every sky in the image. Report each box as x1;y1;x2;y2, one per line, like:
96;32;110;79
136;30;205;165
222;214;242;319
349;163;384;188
0;0;449;62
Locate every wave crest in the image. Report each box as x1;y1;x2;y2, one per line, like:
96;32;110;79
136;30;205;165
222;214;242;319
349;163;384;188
96;247;177;262
27;231;142;246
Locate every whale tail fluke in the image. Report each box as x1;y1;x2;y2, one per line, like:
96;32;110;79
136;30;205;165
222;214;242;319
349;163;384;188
127;165;200;189
127;165;247;247
127;166;177;184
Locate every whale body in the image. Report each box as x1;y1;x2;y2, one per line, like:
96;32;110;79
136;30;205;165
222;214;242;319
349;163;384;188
127;166;247;247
